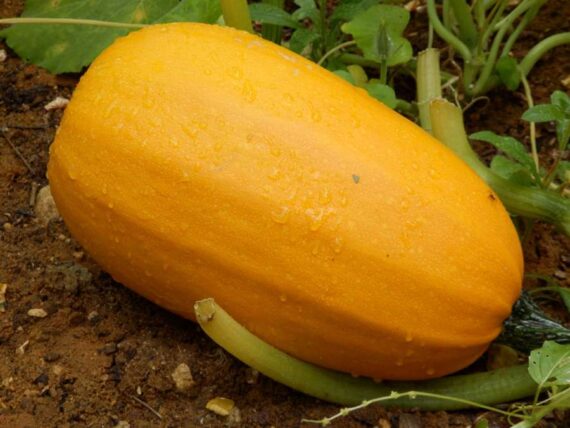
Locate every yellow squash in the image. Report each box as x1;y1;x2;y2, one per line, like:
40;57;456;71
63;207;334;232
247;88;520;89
48;23;523;380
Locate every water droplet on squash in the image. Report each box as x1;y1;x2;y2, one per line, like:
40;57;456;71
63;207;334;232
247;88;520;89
107;202;114;209
271;207;290;224
306;208;325;231
318;188;332;205
279;294;287;302
332;236;344;254
228;67;243;79
311;110;321;123
242;81;257;103
268;168;281;180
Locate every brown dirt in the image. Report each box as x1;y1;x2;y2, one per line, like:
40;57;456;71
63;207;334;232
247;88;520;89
0;1;569;427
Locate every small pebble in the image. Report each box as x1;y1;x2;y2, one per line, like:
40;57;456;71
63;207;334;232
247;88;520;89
3;223;13;231
0;50;6;62
33;373;49;385
562;75;570;89
35;185;60;226
378;419;391;428
52;365;64;376
554;270;567;280
28;308;48;318
114;421;130;428
44;96;69;111
43;352;61;362
87;310;100;323
206;397;235;416
102;343;118;355
399;413;421;428
171;363;195;391
0;283;7;312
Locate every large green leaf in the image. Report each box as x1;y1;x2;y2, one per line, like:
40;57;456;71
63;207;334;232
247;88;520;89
157;0;221;24
528;341;570;387
249;3;300;29
341;5;412;66
0;0;220;74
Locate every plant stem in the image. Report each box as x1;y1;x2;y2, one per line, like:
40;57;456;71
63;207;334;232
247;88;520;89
220;0;253;33
500;2;543;58
194;298;537;410
448;0;478;48
317;41;356;66
479;0;508;52
261;0;284;44
417;49;442;134
429;99;570;235
379;60;388;85
470;19;509;96
519;32;570;77
478;31;570;95
520;71;541;179
0;17;145;29
426;0;472;61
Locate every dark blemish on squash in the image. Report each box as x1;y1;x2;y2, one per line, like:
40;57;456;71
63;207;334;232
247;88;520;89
488;193;496;201
352;174;360;184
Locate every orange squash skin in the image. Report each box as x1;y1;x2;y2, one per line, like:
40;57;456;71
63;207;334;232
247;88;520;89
48;23;523;380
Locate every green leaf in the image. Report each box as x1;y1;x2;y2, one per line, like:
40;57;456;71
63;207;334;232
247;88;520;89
0;0;182;73
528;341;570;386
470;131;536;173
522;104;564;123
556;161;570;183
474;418;490;428
490;156;535;186
330;0;378;22
333;70;356;85
157;0;221;24
365;82;397;109
495;56;520;91
341;5;412;66
289;28;320;55
292;0;319;23
249;3;301;29
551;90;570;112
524;91;570;150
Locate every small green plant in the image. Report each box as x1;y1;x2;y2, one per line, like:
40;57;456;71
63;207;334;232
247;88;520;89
426;0;570;97
249;1;415;110
470;91;570;199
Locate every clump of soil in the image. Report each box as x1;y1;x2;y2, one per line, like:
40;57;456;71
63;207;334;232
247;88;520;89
1;1;569;427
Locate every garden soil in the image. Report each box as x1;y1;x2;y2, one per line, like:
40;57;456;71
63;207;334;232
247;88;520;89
1;0;569;427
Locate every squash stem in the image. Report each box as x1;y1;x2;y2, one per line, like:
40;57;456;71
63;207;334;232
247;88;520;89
429;99;570;235
220;0;254;33
416;49;442;134
497;291;570;352
194;298;537;410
